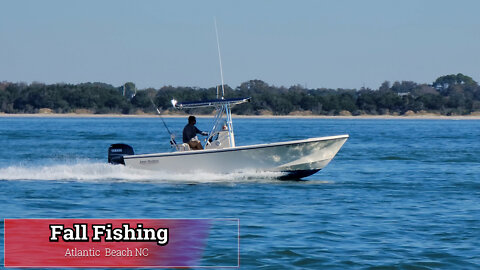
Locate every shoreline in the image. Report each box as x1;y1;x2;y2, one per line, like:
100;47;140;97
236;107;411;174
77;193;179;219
1;113;479;120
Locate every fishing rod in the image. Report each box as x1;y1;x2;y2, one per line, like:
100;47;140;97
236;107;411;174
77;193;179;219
149;97;177;145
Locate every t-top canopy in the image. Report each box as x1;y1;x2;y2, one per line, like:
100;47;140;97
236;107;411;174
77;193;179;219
172;97;251;109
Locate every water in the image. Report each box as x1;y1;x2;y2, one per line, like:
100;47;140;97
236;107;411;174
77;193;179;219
0;117;479;269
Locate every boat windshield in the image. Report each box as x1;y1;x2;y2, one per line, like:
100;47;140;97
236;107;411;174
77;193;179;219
171;97;250;149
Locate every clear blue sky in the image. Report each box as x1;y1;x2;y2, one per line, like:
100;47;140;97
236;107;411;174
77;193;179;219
1;0;479;90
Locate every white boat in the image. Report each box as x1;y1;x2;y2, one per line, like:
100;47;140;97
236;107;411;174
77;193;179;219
108;21;347;179
108;97;348;179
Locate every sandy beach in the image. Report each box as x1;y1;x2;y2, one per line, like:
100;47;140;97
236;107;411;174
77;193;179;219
1;112;479;120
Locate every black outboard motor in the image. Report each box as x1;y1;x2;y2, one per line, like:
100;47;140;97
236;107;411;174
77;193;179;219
108;144;134;165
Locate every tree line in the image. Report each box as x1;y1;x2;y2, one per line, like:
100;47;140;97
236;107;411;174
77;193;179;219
1;73;479;116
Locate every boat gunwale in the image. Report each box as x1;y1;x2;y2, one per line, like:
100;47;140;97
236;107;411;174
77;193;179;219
123;134;349;160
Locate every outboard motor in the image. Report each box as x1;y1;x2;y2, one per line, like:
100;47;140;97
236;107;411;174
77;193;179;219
108;143;134;165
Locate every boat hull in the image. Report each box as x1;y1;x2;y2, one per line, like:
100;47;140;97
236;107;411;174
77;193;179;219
122;135;348;179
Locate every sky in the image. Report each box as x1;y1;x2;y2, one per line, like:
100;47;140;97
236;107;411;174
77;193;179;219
1;0;479;90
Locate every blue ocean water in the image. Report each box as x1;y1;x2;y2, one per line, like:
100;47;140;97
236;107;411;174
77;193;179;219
0;117;479;269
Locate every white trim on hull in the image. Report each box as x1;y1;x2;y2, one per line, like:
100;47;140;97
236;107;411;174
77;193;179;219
123;135;348;178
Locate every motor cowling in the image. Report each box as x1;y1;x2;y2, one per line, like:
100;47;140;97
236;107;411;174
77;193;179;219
108;143;134;165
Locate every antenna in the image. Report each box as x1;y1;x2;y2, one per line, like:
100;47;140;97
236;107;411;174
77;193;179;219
214;17;225;99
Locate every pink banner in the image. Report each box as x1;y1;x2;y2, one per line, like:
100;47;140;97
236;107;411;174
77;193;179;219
4;219;215;267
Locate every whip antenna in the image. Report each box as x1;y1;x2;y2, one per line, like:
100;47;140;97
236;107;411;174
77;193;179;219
214;17;225;99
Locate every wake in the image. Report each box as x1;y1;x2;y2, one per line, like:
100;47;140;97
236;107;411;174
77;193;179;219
0;162;286;183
